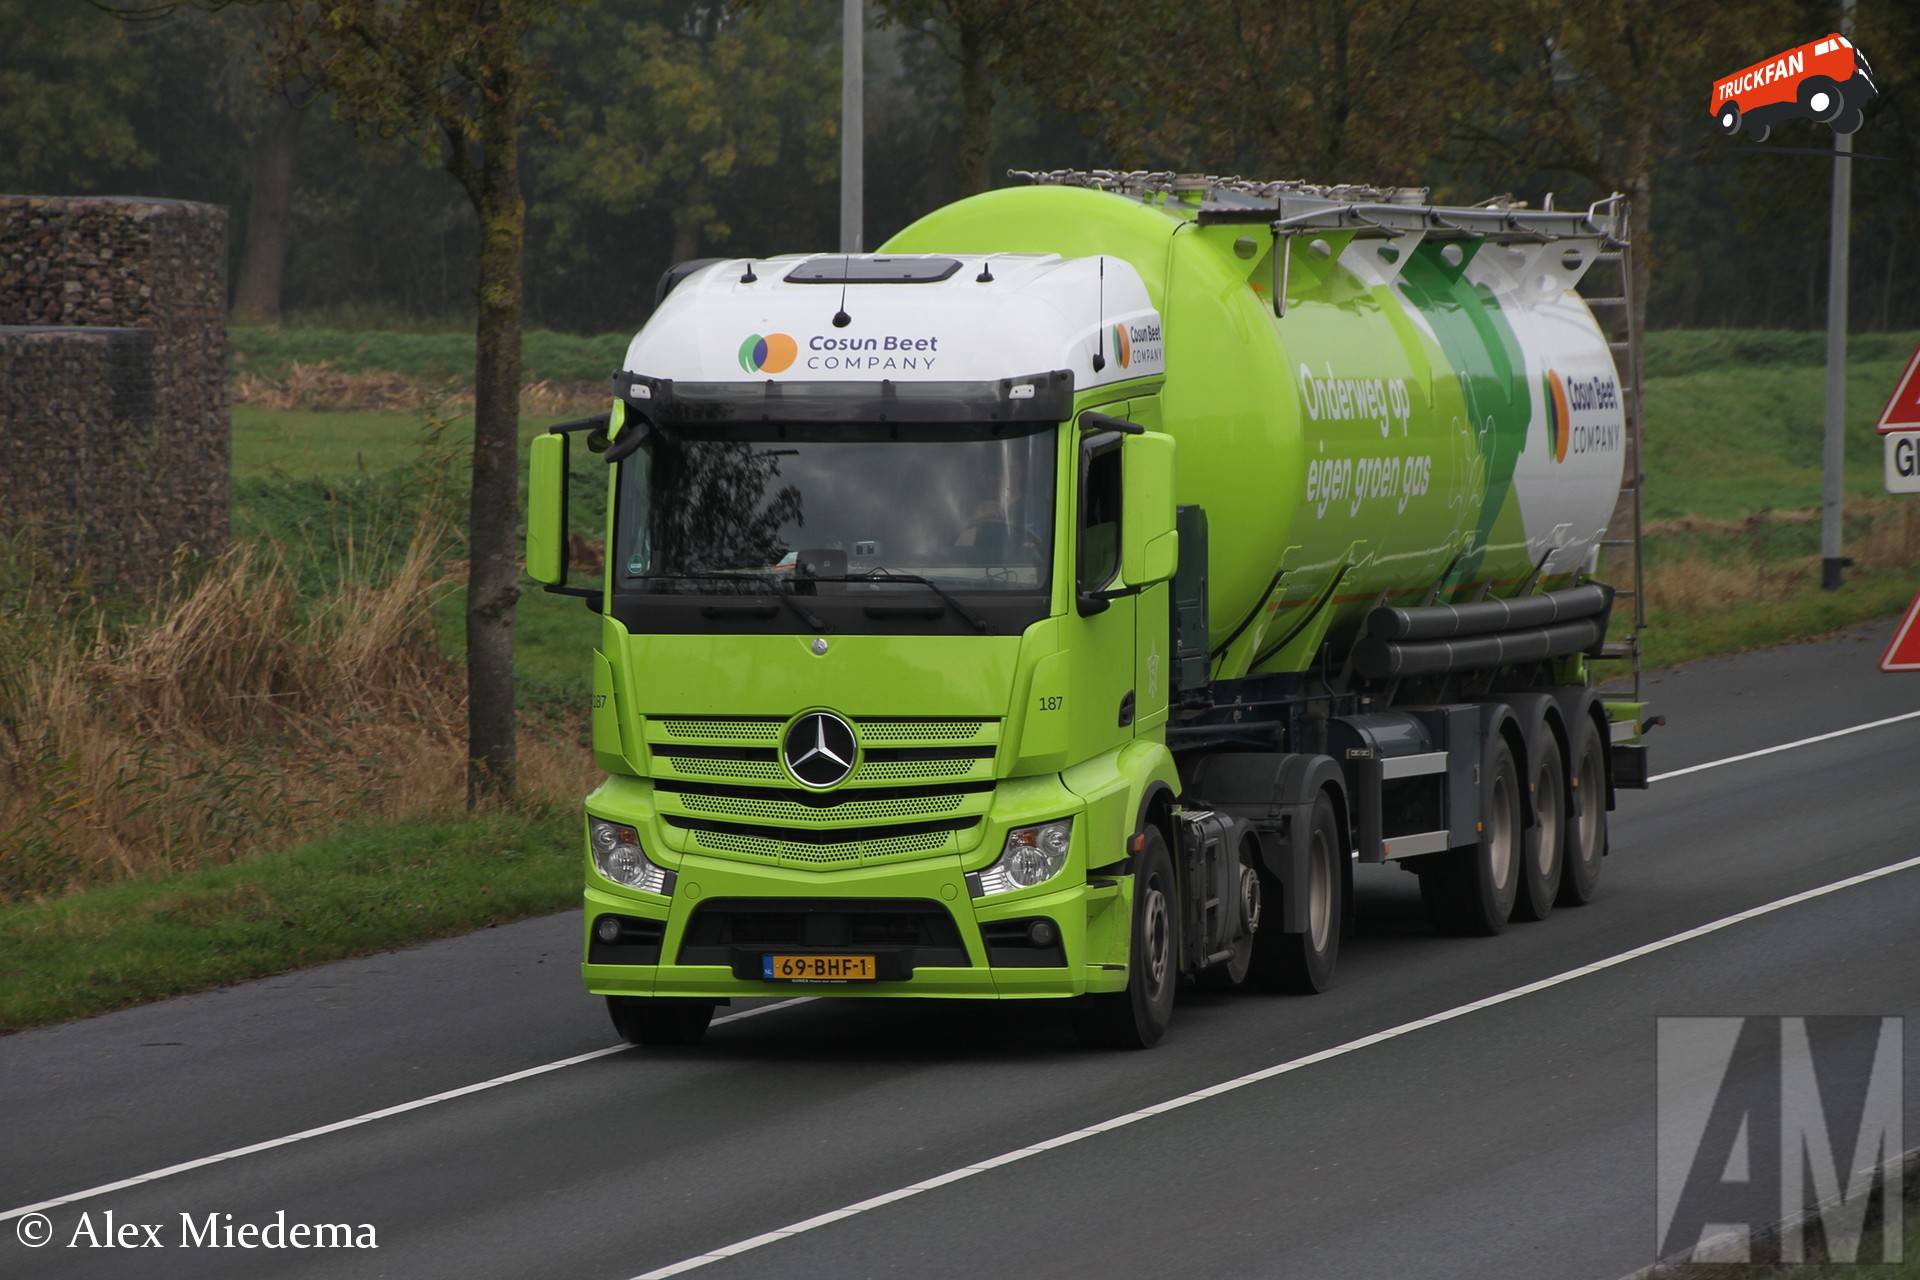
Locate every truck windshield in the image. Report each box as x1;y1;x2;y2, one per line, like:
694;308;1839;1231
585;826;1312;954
615;422;1056;601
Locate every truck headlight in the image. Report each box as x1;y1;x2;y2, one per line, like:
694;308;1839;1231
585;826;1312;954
589;818;676;895
969;819;1072;897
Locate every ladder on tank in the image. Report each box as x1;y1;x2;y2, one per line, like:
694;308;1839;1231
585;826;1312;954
1573;213;1647;700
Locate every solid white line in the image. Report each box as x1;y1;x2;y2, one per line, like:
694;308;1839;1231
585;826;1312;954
1649;709;1920;783
0;996;813;1224
629;853;1920;1280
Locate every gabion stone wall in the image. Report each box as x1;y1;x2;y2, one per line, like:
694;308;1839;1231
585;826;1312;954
0;196;229;590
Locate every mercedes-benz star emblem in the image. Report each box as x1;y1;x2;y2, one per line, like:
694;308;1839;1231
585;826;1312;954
783;712;857;788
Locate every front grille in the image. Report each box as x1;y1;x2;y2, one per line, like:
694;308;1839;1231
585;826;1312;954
666;815;978;866
643;714;1003;868
678;898;970;970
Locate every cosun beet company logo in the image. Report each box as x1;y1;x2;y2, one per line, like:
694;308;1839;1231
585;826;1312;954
1111;322;1131;369
1543;369;1622;463
738;332;797;374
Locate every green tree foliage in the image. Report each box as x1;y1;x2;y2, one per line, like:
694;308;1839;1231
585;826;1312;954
0;0;153;190
537;1;838;266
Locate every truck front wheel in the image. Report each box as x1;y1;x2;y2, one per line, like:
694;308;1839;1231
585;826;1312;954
1075;827;1178;1049
607;996;714;1047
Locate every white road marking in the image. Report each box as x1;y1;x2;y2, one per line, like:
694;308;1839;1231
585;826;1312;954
1649;709;1920;783
0;997;813;1224
629;853;1920;1279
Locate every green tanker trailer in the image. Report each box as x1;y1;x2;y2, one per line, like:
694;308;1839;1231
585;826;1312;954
524;171;1652;1049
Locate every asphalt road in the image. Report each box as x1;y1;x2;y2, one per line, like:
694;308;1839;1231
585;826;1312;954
4;622;1919;1280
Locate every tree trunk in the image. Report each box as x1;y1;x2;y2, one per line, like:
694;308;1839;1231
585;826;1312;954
1623;111;1652;388
955;22;994;196
231;102;302;325
465;89;525;805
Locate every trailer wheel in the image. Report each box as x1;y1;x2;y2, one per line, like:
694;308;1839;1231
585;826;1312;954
1832;105;1865;135
607;997;714;1047
1800;77;1844;123
1076;827;1179;1049
1557;717;1609;906
1513;733;1566;921
1421;736;1522;936
1245;792;1342;993
1748;121;1772;143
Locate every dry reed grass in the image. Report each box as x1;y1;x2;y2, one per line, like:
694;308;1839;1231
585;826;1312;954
0;517;588;902
1630;502;1920;615
233;360;603;415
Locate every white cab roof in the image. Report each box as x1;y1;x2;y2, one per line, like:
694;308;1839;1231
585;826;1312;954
622;253;1165;389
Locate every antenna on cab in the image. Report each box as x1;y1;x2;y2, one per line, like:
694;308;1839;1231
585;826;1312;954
832;254;853;328
1091;256;1107;372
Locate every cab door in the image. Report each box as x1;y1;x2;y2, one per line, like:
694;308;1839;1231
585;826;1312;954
1064;420;1137;764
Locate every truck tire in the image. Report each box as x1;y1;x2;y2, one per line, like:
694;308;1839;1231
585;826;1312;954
1832;105;1865;135
1203;834;1264;990
607;996;714;1047
1716;102;1741;136
1076;827;1179;1049
1248;792;1342;993
1513;732;1566;921
1557;716;1609;906
1421;735;1522;935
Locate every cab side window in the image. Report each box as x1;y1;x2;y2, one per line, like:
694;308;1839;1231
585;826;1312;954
1078;437;1122;594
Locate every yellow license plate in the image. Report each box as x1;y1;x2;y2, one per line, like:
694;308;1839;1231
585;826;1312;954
762;954;877;982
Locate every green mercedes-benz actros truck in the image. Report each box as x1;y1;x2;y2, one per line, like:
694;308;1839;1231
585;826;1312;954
524;171;1653;1049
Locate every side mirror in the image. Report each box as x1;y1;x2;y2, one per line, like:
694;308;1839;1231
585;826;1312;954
525;432;567;586
1120;430;1177;588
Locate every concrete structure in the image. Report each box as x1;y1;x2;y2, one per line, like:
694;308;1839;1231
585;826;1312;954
0;195;229;590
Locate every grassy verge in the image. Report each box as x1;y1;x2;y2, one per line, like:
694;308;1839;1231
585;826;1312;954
0;811;576;1032
1653;1155;1919;1277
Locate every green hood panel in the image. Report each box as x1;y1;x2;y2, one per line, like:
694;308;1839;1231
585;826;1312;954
614;627;1025;718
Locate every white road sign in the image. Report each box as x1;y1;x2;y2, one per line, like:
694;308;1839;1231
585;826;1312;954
1886;430;1920;494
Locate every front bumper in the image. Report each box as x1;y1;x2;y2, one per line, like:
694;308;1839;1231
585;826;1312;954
579;777;1133;1000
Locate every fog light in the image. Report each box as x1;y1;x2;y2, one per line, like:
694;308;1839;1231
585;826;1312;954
1028;919;1057;947
595;916;623;944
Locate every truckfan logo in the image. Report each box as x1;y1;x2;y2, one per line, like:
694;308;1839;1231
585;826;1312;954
783;711;857;788
739;332;798;374
1710;33;1878;141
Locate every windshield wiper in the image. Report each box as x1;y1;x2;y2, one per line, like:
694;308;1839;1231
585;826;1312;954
805;570;991;634
633;572;828;632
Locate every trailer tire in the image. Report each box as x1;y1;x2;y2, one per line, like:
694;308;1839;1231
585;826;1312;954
1749;121;1772;143
1421;736;1522;936
1076;827;1179;1049
607;997;714;1047
1832;105;1865;135
1557;716;1609;906
1248;792;1342;993
1513;732;1566;921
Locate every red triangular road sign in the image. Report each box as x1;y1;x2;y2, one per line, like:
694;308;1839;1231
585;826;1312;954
1877;342;1920;434
1883;590;1920;672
